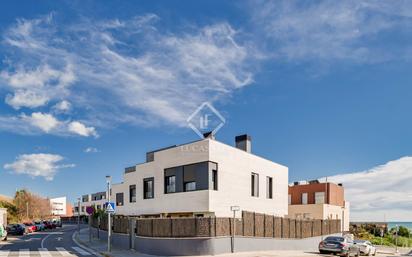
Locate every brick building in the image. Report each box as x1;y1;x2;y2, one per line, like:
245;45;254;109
287;180;350;231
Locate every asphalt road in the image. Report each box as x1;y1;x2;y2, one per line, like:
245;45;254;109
0;225;97;256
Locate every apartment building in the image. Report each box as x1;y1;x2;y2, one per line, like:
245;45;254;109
109;134;288;218
74;191;107;216
50;197;67;216
287;180;350;231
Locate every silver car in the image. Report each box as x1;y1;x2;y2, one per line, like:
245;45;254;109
319;236;360;257
354;240;377;256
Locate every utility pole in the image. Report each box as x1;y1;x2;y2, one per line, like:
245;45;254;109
26;202;29;220
106;175;112;252
77;198;81;234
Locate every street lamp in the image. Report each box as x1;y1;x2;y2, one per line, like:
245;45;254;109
77;197;81;234
106;175;112;252
230;206;240;253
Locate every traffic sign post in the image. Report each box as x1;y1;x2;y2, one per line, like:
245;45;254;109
106;176;112;253
86;206;94;242
105;202;115;214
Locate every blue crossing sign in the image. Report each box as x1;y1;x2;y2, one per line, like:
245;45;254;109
105;202;115;214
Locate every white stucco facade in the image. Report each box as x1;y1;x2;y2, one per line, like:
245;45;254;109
287;202;350;231
110;138;289;218
50;197;67;216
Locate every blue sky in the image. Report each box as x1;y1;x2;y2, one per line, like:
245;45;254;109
1;0;412;221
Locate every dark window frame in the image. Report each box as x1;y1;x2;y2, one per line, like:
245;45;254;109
116;192;124;206
266;176;273;199
212;169;218;191
129;185;136;203
165;175;176;193
251;172;259;197
143;177;154;199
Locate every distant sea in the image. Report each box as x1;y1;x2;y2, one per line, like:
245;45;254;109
388;222;412;230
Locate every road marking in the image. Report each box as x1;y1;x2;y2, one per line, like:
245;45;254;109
38;248;52;257
72;247;91;256
0;251;10;257
40;232;63;248
19;249;30;256
56;247;72;256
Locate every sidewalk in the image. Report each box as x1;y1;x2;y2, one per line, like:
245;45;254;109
75;228;155;257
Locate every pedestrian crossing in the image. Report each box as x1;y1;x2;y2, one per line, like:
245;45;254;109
0;247;92;256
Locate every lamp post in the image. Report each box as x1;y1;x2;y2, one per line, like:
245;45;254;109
106;175;112;252
230;206;240;253
77;198;81;234
341;206;344;236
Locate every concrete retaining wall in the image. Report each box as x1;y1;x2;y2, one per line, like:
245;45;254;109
90;227;339;256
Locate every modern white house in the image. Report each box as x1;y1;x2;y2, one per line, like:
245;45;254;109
109;134;289;218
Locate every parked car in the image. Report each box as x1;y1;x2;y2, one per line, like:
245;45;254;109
354;240;377;256
34;221;45;231
23;222;37;233
53;220;62;228
0;224;7;241
6;224;27;236
43;221;55;229
319;236;360;257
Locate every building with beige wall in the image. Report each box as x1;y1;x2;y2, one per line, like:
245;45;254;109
287;181;350;231
108;134;289;218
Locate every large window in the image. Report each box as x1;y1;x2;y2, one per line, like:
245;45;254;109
129;185;136;203
165;175;176;193
266;176;273;199
212;170;218;191
302;193;308;205
143;177;154;199
116;193;124;206
251;173;259;197
315;192;325;204
184;181;196;191
164;161;215;194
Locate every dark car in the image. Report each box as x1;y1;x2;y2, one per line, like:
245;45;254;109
52;220;62;228
43;221;56;229
319;236;360;257
6;224;27;236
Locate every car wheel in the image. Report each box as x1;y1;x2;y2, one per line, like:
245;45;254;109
367;249;371;256
372;250;376;256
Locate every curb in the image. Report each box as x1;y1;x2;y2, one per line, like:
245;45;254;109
72;230;106;257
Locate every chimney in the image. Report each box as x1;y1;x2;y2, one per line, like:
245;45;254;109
203;131;215;139
235;134;251;153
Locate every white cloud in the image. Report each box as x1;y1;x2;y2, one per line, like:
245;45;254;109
84;147;98;153
68;121;98;138
0;112;98;137
21;112;60;133
0;14;254;133
323;156;412;221
1;64;75;109
251;1;412;63
3;153;75;181
52;100;71;113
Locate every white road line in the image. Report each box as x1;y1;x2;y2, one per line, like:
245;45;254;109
0;251;10;257
38;248;52;257
71;247;91;256
18;249;30;257
56;247;73;256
